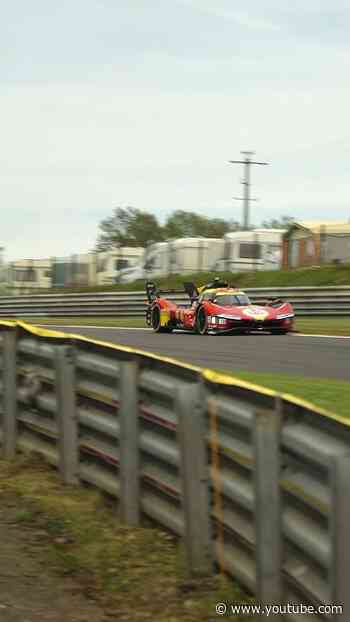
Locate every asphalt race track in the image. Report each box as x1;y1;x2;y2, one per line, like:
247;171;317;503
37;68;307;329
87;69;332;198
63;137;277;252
50;326;350;380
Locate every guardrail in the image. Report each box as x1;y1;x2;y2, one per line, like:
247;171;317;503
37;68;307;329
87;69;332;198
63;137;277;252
0;286;350;317
0;320;349;620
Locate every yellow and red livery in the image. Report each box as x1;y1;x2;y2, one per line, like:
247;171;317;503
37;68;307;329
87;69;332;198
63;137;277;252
146;277;294;335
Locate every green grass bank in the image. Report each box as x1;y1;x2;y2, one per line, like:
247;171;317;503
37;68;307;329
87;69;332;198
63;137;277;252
4;263;350;295
217;370;350;419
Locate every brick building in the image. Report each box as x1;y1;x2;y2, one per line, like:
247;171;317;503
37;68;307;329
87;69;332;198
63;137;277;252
282;221;350;268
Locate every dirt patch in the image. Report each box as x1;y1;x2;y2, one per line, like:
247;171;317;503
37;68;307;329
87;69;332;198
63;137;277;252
0;496;107;622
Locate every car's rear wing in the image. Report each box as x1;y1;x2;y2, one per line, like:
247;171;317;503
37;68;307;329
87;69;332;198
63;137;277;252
145;281;158;303
183;282;199;302
146;279;240;304
145;281;192;304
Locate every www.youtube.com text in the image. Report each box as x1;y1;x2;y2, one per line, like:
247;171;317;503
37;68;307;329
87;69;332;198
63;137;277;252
215;602;343;617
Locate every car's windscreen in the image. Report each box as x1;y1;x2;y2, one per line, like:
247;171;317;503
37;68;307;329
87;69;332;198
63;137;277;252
214;294;250;306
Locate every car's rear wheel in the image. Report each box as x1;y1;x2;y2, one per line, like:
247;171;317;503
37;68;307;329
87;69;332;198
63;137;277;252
271;329;288;335
195;306;208;335
151;306;173;333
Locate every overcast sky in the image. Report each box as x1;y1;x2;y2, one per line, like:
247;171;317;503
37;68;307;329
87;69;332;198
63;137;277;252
1;0;350;260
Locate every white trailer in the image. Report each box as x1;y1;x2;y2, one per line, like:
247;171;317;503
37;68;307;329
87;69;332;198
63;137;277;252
117;238;225;283
95;247;144;285
6;258;52;293
214;229;285;272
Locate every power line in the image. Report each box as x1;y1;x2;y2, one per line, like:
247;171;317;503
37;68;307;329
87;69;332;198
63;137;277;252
228;151;269;230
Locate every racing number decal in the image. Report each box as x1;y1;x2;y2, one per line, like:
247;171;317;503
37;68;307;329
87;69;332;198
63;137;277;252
243;307;269;320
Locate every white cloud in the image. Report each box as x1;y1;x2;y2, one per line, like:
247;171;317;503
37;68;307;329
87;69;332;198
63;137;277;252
175;0;280;31
0;1;350;260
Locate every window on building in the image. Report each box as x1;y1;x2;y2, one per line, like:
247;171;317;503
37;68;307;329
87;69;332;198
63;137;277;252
239;243;261;259
97;258;107;273
115;259;130;270
14;269;37;282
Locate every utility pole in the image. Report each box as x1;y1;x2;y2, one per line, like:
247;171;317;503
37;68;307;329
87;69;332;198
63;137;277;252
228;151;269;230
233;196;259;223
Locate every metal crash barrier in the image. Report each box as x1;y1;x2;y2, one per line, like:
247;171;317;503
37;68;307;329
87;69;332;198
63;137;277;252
1;286;350;317
0;320;349;620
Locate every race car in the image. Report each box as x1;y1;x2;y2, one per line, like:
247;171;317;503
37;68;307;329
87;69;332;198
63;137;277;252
145;277;295;335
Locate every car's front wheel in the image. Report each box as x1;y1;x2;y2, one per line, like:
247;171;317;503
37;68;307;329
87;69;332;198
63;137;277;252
195;306;208;335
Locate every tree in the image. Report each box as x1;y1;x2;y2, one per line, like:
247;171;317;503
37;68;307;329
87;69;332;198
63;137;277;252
203;218;233;238
164;210;233;239
261;215;294;229
95;206;164;251
96;206;242;251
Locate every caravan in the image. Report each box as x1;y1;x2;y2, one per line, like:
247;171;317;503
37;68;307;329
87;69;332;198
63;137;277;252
117;238;225;283
95;247;144;285
214;229;285;272
6;258;52;292
117;231;285;283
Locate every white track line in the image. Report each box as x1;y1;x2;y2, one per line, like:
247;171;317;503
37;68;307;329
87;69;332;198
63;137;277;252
38;325;350;339
295;333;350;339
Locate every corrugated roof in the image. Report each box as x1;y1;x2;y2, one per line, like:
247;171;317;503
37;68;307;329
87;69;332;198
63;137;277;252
293;221;350;234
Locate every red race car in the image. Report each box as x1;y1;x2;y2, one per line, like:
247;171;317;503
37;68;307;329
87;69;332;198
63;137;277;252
146;278;294;335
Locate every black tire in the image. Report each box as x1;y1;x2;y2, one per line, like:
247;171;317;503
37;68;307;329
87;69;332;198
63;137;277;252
195;306;208;335
271;329;288;335
151;306;173;333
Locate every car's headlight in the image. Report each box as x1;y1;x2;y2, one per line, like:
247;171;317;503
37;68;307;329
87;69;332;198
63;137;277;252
218;315;242;321
276;313;294;320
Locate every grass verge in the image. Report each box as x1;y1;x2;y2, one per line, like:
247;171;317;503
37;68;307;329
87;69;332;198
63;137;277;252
216;370;350;418
2;317;147;328
293;317;350;336
0;455;254;622
7;263;350;294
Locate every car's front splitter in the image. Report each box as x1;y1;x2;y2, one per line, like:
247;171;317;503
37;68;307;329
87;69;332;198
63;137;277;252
207;322;290;335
